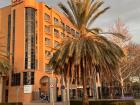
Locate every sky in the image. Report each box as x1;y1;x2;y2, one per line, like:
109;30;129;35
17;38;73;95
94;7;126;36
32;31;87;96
0;0;140;44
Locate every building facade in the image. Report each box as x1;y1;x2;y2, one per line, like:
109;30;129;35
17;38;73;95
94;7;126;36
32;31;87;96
0;0;79;103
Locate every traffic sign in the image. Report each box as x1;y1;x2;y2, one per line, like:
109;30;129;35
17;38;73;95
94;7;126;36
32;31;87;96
50;84;54;88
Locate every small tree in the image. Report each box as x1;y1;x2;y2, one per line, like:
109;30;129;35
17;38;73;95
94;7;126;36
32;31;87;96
112;43;140;97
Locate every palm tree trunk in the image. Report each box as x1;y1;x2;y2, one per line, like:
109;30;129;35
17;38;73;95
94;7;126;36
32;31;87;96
109;82;113;99
82;73;89;105
66;79;70;105
0;76;3;102
76;76;78;99
121;79;124;97
96;72;102;99
62;75;67;104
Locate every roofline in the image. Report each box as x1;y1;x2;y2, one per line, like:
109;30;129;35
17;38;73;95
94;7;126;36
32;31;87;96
0;5;11;9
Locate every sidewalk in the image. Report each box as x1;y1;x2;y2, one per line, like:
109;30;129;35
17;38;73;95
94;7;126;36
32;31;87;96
24;102;63;105
136;102;140;105
24;101;140;105
135;99;140;105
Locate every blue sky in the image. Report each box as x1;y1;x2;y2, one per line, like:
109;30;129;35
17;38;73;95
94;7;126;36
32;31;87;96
0;0;140;43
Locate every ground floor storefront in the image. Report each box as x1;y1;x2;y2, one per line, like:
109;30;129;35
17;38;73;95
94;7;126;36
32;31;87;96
2;70;62;103
2;71;140;103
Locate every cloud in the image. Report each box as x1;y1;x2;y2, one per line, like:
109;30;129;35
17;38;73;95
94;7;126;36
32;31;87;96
0;0;140;43
0;0;11;8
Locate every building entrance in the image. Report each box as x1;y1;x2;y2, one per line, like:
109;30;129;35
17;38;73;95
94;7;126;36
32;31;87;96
39;76;50;102
5;89;8;102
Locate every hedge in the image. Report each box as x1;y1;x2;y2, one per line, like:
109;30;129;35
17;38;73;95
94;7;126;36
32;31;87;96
70;100;135;105
0;103;23;105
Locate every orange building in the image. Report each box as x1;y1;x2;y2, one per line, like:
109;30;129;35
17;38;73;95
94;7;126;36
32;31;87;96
0;0;79;103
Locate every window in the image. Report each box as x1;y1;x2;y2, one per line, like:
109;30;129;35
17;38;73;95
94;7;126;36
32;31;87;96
11;73;20;86
54;29;59;37
61;22;65;30
54;41;59;49
61;32;65;38
76;31;80;36
36;33;37;44
23;72;34;85
7;14;11;59
114;81;120;87
44;13;50;21
45;64;52;71
6;79;9;86
12;10;16;69
66;25;71;33
54;17;59;25
25;7;36;70
45;38;51;46
45;51;52;58
71;29;75;36
45;26;50;33
35;59;38;70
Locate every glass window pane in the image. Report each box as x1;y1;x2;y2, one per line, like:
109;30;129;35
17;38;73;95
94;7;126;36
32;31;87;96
44;13;50;21
54;29;59;37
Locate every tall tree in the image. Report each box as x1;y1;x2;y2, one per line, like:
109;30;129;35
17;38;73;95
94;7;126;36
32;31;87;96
106;19;132;97
109;18;131;48
49;0;124;105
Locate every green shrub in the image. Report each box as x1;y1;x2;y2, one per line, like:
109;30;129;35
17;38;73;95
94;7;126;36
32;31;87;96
70;100;135;105
0;103;23;105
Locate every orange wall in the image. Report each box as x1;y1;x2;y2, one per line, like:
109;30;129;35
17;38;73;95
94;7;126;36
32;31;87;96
0;6;11;55
11;3;25;73
0;0;77;103
38;3;44;72
8;2;25;102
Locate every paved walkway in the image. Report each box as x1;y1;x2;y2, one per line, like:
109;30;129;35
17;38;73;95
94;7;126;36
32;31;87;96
24;102;63;105
136;102;140;105
24;101;140;105
135;99;140;105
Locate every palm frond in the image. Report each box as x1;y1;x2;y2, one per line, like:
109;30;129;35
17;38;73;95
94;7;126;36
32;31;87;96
87;7;110;27
100;32;126;39
49;35;124;78
88;28;103;34
0;60;10;76
59;2;77;27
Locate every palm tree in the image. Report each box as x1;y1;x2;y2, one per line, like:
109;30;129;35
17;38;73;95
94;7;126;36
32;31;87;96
49;0;124;105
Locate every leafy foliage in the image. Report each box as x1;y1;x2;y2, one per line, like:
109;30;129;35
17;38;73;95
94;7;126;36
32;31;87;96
0;35;10;76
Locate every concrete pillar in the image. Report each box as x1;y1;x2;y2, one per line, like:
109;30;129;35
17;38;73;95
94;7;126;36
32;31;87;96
61;76;67;103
